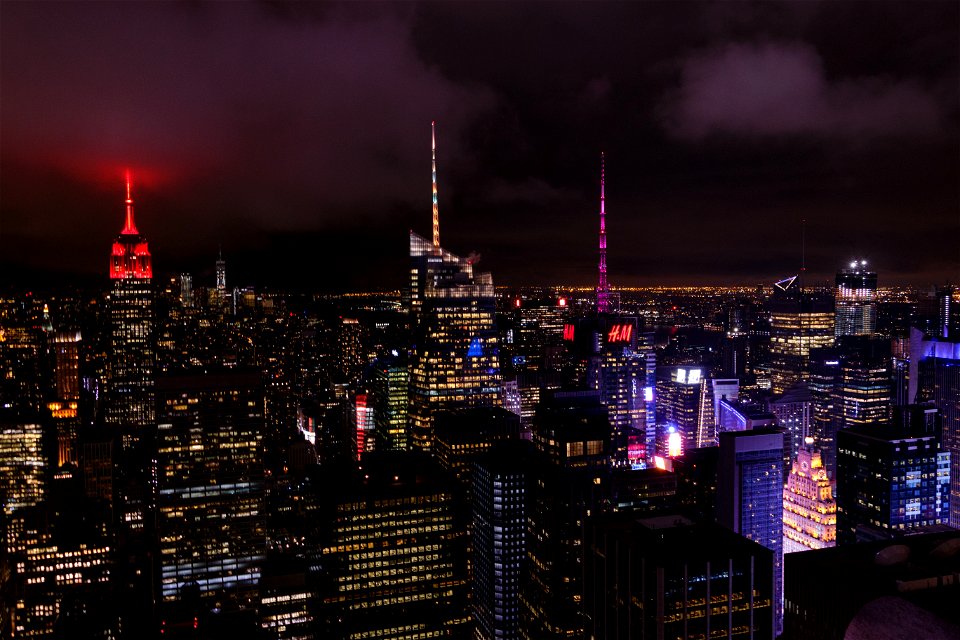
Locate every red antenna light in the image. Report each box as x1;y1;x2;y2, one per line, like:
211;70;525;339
122;170;139;235
110;170;152;279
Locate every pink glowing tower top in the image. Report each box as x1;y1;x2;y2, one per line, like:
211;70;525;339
596;152;610;313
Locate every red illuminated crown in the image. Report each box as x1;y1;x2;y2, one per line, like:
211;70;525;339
109;172;152;279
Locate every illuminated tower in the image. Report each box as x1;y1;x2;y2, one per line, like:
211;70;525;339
835;260;877;337
596;153;611;314
50;330;81;466
179;273;193;307
432;120;440;249
408;123;502;450
473;441;532;640
0;412;45;514
106;173;155;438
216;246;226;304
768;276;834;395
587;317;647;465
783;438;836;553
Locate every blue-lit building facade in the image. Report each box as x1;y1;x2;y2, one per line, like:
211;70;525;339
836;419;950;544
472;442;531;640
718;428;784;638
657;365;706;457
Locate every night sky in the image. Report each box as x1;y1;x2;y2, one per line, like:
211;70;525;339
2;1;957;291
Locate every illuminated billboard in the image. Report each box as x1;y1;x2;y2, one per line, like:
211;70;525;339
606;324;633;343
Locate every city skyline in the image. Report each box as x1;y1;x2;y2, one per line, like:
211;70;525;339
3;3;960;639
2;2;958;290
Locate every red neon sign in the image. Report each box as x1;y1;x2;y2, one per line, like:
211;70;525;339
607;324;633;343
563;324;576;341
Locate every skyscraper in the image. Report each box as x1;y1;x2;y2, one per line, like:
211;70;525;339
768;277;834;395
768;381;812;463
472;441;532;640
585;514;775;640
0;412;45;514
179;273;193;307
372;354;409;451
836;413;950;544
936;284;954;339
105;174;155;440
51;330;81;465
308;452;470;639
216;246;227;305
408;123;501;451
155;369;266;608
782;438;836;553
718;428;784;638
523;391;610;640
913;333;960;528
834;261;877;337
808;338;894;476
836;345;893;431
587;316;647;465
656;365;705;455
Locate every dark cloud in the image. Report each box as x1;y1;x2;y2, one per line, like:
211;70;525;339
1;1;957;290
1;3;494;219
660;41;944;139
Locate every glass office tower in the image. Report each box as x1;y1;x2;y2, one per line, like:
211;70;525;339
835;261;877;337
408;232;502;451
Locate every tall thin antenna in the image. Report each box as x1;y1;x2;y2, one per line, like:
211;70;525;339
801;218;806;284
596;152;610;313
799;218;807;384
122;170;138;235
431;121;440;249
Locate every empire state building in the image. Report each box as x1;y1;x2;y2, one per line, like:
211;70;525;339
105;175;155;441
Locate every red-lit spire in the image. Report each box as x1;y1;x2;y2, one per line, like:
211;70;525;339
431;121;440;250
122;170;139;235
110;171;152;280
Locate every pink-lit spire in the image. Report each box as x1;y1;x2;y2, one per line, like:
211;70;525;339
596;152;610;313
122;170;139;235
431;121;440;249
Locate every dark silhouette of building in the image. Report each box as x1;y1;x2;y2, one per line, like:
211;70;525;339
585;514;775;640
521;391;610;640
783;530;960;640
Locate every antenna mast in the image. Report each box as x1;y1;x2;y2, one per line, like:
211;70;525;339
596;153;610;313
431;121;440;250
